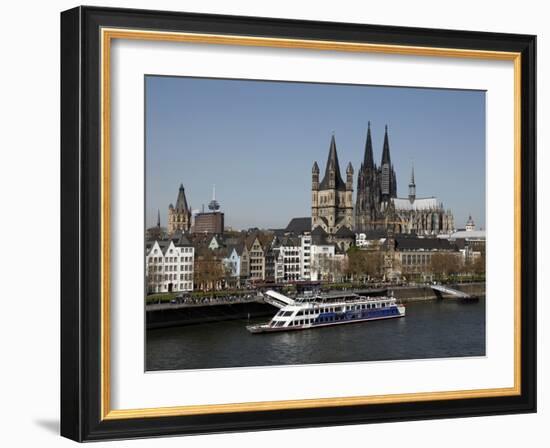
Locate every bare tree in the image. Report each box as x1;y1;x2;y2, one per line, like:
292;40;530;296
429;252;462;279
195;252;225;291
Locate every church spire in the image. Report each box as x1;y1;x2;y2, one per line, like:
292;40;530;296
381;124;391;166
175;183;190;212
363;121;374;170
319;134;346;191
157;209;161;227
408;162;416;203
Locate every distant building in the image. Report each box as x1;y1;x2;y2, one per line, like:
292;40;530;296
311;135;354;240
273;236;301;283
394;236;458;279
245;233;267;281
194;212;224;234
145;238;194;293
447;219;486;264
465;214;476;232
168;184;192;235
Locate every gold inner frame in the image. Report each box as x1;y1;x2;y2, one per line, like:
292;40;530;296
100;28;522;420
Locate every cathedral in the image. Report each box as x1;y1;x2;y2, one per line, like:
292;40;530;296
168;184;192;235
354;123;454;235
311;135;354;243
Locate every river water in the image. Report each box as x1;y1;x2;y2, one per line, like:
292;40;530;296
146;297;485;371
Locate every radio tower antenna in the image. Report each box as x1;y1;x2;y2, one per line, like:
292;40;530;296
208;184;220;211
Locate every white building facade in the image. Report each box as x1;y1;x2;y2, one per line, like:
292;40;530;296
274;237;301;283
310;243;346;281
146;240;194;293
300;233;312;280
222;247;241;278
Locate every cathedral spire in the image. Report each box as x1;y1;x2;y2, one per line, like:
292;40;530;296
381;124;391;166
319;134;346;191
363;121;374;170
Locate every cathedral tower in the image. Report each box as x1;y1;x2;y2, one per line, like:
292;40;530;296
311;135;354;236
355;122;381;232
168;184;192;235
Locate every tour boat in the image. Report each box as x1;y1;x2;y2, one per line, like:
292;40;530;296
246;290;405;334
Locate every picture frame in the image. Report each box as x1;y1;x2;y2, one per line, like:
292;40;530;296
60;5;536;441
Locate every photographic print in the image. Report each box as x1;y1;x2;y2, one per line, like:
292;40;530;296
144;76;486;371
61;8;536;440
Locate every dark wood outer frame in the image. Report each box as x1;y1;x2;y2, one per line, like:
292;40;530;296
60;5;536;442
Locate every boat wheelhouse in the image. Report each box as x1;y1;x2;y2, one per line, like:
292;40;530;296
247;290;405;334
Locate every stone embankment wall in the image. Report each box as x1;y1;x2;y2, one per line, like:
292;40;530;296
146;283;486;329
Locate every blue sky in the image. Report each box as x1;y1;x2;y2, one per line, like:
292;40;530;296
146;76;486;231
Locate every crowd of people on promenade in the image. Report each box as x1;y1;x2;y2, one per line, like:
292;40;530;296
147;293;259;307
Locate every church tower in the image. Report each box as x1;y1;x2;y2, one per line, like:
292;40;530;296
311;135;354;236
168;184;192;235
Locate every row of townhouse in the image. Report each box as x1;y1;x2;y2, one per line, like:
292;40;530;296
221;231;345;285
144;217;348;294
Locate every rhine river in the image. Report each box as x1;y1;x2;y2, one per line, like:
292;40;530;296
146;297;485;371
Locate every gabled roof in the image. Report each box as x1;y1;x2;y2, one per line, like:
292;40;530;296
285;217;312;235
278;235;301;247
146;239;176;256
311;226;327;236
319;135;346;191
245;233;263;250
311;225;328;245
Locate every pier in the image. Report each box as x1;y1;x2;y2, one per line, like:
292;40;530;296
430;284;479;301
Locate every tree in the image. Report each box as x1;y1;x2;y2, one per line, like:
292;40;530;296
472;250;486;276
194;252;225;291
429;252;462;280
345;248;384;281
